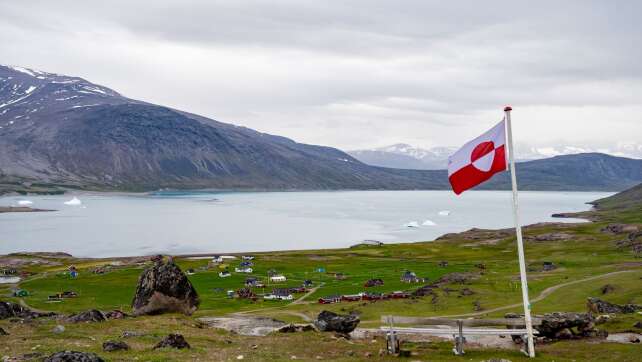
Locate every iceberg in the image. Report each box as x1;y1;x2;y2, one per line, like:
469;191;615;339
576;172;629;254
404;221;420;228
64;197;82;206
438;210;451;216
422;219;436;226
17;200;33;206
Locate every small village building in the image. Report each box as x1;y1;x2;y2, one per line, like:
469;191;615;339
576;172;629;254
264;288;293;301
364;278;384;287
219;271;231;278
235;267;253;273
318;295;341;304
242;255;255;260
302;280;313;287
239;261;253;267
212;256;224;263
269;275;287;283
334;273;347;280
341;293;363;302
400;271;424;283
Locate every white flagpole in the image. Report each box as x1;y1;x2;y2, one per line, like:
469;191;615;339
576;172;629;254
504;106;536;357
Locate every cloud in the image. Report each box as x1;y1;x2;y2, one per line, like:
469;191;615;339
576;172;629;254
0;0;640;153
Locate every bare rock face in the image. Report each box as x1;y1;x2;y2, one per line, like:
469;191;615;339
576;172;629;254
314;311;360;334
587;297;642;314
65;310;106;323
131;260;199;316
153;334;191;349
43;351;104;362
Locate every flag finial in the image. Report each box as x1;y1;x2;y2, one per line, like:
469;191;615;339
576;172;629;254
504;105;512;112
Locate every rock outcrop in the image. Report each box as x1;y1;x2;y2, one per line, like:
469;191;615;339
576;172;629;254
506;312;606;341
153;334;191;349
587;297;642;314
0;301;56;319
65;309;106;323
601;224;639;234
131;259;199;316
44;351;105;362
314;311;360;334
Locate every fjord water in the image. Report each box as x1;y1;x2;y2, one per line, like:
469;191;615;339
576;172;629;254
0;191;610;257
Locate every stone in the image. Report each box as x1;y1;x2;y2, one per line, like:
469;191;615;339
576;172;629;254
153;334;191;350
555;328;574;339
277;323;316;333
43;351;104;362
412;285;437;297
102;340;129;352
634;321;642;329
131;260;199;316
600;284;616;295
0;327;8;335
65;310;106;323
629;335;640;343
121;330;145;338
52;325;65;334
473;300;483;311
459;288;475;296
104;310;127;320
595;315;611;324
314;311;360;334
587;297;642;314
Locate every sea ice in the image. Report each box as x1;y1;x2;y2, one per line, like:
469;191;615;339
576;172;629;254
17;200;33;206
422;219;436;226
438;210;451;216
64;197;82;206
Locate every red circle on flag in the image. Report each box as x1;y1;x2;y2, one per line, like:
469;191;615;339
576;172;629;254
471;141;495;163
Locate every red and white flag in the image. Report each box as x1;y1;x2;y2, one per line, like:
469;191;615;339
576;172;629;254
448;119;508;195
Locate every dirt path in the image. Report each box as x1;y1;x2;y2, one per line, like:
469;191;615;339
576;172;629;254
435;269;639;318
291;283;323;305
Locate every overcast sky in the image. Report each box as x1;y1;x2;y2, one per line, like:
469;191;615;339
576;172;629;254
1;1;641;156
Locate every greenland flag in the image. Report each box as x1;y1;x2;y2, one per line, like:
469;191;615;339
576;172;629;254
448;119;508;195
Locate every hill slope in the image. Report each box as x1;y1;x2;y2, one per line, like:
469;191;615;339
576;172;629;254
1;65;641;192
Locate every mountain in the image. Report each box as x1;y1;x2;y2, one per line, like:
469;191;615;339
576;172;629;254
350;143;642;170
348;144;456;170
479;153;642;191
1;65;641;193
0;65;447;191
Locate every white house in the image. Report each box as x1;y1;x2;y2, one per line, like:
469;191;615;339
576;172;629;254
235;267;253;273
269;275;287;283
219;271;231;278
212;256;224;263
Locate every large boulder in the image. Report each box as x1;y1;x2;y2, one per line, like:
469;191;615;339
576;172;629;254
131;259;199;316
506;312;605;340
314;310;360;334
587;297;642;314
102;340;130;352
44;351;104;362
153;334;191;349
